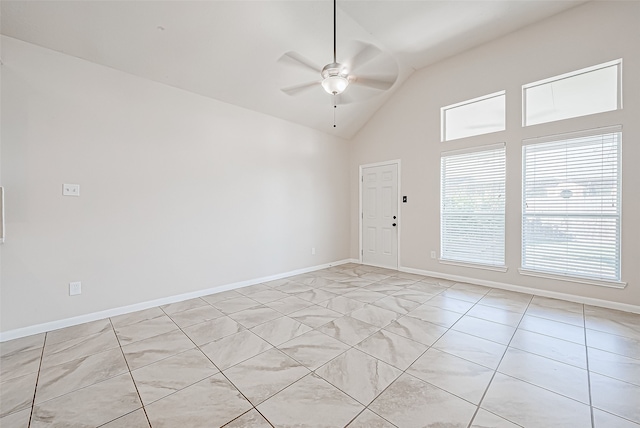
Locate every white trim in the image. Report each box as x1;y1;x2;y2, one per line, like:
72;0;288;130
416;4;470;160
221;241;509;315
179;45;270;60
441;91;506;143
518;269;626;289
522;125;622;146
441;142;505;157
0;258;355;342
439;259;508;273
522;59;622;90
398;265;640;315
359;159;401;270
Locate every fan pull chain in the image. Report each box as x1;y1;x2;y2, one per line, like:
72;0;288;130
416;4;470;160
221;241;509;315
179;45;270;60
333;94;337;128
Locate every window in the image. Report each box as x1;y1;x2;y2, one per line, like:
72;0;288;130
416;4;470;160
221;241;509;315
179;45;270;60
523;59;621;126
522;126;621;282
441;91;505;141
441;144;506;268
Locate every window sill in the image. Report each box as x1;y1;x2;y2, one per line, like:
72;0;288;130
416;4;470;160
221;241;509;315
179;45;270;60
518;269;627;289
439;259;508;273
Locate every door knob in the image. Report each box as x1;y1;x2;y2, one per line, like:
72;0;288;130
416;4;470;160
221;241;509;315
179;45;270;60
392;223;397;227
393;216;397;219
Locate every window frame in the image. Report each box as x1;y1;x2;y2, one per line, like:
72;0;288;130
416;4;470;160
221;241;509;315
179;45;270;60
440;90;506;142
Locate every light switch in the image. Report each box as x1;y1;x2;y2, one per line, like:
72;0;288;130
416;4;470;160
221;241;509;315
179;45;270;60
63;184;80;196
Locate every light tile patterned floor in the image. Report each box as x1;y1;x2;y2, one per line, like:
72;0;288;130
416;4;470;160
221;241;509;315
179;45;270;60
1;263;640;427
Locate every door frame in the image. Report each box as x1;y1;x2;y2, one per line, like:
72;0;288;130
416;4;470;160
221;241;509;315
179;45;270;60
359;159;401;269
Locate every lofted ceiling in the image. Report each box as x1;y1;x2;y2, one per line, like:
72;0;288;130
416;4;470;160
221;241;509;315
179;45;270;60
1;1;585;139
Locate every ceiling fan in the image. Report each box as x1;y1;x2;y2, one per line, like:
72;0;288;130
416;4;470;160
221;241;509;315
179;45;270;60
279;0;398;103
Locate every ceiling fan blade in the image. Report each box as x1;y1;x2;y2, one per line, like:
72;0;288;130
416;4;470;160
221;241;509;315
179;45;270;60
281;81;319;96
278;52;322;74
345;41;382;72
351;75;397;91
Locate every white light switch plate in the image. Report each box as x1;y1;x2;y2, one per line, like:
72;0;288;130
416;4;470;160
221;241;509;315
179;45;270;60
63;184;80;196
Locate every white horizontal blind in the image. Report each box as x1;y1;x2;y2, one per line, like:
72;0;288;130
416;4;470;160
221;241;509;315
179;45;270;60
441;144;505;266
522;130;621;281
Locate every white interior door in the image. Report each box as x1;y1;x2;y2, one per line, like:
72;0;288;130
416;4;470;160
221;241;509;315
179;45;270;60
362;163;398;269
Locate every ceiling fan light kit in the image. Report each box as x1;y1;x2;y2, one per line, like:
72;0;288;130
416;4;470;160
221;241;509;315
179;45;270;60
321;62;349;94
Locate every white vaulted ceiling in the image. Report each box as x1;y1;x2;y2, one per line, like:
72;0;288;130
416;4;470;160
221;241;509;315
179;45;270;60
0;1;585;139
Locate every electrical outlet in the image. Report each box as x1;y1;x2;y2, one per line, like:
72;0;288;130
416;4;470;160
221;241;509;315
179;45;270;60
63;184;80;196
430;251;436;259
311;247;316;255
69;281;82;296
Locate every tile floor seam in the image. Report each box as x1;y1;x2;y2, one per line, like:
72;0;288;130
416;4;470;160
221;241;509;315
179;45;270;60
26;331;47;428
583;303;596;428
108;317;152;428
467;293;533;428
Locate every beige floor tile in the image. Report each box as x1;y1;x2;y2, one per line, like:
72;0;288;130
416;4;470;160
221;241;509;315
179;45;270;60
356;330;427;371
407;304;462;327
587;328;640;360
236;284;272;296
422;295;475;313
321;282;361;295
452;315;516;345
46;318;113;346
384;315;447;346
318;296;367;315
228;305;283;329
316;348;401;405
110;307;166;329
433;330;506;369
408;348;494;404
257;374;364;427
182;316;245;346
31;373;142;427
145;373;252;427
223;409;272;427
478;289;532;314
295;289;339;304
591;372;640;423
247;289;290;304
585;306;640;341
498;347;589;403
168;305;224;328
519;314;585;345
289;305;342;328
101;409;150;428
483;373;592;427
250;316;312;346
589;347;640;386
391;288;436;303
160;298;208;315
278;330;349;370
343;289;387;304
317;315;380;346
347;409;396;427
200;330;272;370
526;296;584;327
363;283;404;295
466;304;524;327
593;408;640;428
201;289;243;304
369;373;477;428
36;348;128;403
271;282;313;295
114;315;178;345
264;295;313;314
0;347;42;381
223;348;309;405
121;329;194;370
372;296;420;315
350;304;399;328
211;296;262;315
0;407;31;428
0;333;45;358
471;409;521;427
0;371;37;417
41;329;119;368
510;329;587;368
131;348;218;405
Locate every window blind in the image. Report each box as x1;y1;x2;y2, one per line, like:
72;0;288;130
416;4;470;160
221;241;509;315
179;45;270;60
441;144;506;267
522;129;621;281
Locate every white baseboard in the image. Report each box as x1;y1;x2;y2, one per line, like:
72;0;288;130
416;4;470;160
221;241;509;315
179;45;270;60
399;265;640;315
0;258;355;342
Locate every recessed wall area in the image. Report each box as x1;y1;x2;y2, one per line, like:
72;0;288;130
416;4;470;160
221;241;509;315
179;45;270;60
1;0;639;338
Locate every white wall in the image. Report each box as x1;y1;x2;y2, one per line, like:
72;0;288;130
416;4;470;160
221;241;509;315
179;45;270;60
0;36;350;333
350;1;640;307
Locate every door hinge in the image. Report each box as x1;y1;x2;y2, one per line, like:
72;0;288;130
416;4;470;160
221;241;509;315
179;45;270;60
361;212;363;219
361;176;363;182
